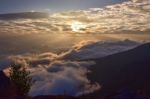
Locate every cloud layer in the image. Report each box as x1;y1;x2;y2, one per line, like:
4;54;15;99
0;0;149;34
1;39;141;96
29;61;99;96
9;55;98;96
60;39;141;60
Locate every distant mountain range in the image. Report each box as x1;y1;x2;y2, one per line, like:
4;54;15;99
0;12;49;20
88;43;150;97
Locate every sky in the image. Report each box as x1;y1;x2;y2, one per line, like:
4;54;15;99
0;0;128;14
0;0;149;35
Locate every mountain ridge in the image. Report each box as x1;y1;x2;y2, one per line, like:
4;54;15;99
88;43;150;96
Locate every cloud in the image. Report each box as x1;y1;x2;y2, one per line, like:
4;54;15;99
7;52;99;96
29;61;99;96
1;39;142;96
0;39;141;96
9;54;98;96
59;39;141;60
132;0;150;3
9;52;58;66
0;0;149;34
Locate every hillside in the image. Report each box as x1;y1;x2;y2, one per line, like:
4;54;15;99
88;43;150;97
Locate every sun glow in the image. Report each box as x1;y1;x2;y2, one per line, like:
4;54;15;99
71;22;86;32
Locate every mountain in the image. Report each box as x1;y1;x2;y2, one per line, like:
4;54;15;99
88;43;150;97
0;12;49;20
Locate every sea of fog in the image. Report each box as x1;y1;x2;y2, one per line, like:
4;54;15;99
0;33;150;96
0;33;149;57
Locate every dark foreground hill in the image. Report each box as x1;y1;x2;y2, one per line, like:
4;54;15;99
87;43;150;97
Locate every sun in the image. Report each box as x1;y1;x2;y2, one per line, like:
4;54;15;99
71;21;86;32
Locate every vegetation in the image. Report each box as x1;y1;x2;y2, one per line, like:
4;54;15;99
9;63;32;96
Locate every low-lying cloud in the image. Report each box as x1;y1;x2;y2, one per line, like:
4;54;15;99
59;39;141;60
29;61;98;96
1;39;142;96
9;55;98;96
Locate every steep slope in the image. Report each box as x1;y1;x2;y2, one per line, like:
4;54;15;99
88;43;150;95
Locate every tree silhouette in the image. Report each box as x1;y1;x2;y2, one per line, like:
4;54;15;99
9;63;32;96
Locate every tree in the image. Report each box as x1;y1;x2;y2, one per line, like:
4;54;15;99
9;63;32;96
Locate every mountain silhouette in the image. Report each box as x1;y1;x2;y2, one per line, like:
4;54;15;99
88;43;150;96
